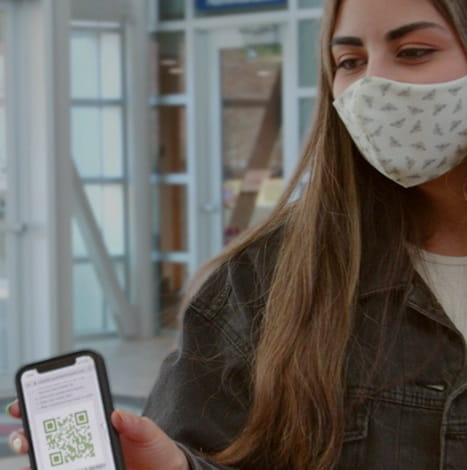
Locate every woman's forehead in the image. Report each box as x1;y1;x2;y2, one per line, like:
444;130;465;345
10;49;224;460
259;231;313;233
332;0;448;37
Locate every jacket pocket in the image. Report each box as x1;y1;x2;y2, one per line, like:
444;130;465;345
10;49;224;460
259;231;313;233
336;392;371;469
343;402;370;442
344;388;371;442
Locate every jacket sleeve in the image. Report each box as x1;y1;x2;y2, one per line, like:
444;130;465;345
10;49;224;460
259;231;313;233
142;254;266;469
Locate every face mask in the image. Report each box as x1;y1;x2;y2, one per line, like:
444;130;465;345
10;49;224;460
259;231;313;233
333;75;467;188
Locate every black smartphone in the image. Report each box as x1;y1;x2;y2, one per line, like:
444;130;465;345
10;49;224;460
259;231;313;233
15;349;125;470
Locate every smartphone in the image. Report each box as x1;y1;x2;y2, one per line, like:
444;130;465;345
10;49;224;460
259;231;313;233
15;349;125;470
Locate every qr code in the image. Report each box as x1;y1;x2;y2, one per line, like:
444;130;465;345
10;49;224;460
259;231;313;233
43;410;95;466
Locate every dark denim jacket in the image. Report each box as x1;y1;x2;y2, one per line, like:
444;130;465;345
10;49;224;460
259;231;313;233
143;233;467;469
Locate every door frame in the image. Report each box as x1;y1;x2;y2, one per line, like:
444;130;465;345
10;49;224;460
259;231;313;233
0;0;20;375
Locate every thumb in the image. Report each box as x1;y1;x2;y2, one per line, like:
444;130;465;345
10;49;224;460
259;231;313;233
111;410;188;470
112;409;161;443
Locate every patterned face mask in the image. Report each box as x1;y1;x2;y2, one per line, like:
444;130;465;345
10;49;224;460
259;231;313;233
333;75;467;188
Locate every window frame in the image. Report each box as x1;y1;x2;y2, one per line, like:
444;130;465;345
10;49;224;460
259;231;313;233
70;21;130;336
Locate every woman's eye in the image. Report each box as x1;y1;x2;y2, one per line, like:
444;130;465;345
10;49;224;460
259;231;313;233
398;48;436;59
335;58;366;71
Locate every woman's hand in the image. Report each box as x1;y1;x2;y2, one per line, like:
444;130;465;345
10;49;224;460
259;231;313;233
7;400;189;470
110;409;189;470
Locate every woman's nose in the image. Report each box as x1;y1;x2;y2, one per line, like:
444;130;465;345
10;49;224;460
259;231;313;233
364;55;400;81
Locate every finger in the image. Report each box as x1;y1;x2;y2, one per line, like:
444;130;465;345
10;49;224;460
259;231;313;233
6;399;21;419
9;429;29;454
111;410;167;444
111;410;188;469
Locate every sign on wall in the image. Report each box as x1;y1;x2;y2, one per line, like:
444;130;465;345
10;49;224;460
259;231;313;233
196;0;287;11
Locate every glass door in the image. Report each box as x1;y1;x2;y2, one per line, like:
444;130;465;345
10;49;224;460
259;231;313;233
205;25;284;256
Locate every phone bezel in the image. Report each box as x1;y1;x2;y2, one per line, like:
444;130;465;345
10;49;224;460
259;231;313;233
15;349;125;470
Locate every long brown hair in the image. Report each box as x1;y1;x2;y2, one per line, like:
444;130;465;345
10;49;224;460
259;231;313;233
187;0;467;468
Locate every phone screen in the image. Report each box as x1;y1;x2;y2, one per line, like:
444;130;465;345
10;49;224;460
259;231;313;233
20;354;117;470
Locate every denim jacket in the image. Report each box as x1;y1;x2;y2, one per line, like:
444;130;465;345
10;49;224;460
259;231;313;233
143;231;467;469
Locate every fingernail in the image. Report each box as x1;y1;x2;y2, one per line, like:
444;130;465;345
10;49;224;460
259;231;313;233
9;433;22;453
115;409;132;425
4;402;13;415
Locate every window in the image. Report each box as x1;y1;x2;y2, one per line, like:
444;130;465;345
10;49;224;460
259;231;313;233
70;23;128;335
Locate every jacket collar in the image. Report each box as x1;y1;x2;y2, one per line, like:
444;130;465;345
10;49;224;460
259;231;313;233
359;265;457;332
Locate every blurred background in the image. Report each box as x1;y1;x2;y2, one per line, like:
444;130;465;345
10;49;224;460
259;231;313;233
0;0;322;465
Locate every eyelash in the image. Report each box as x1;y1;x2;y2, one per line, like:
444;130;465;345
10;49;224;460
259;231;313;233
397;47;436;58
335;48;437;71
335;58;365;71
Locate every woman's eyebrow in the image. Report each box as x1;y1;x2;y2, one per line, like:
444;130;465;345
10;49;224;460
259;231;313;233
385;21;446;41
330;36;363;47
330;21;446;47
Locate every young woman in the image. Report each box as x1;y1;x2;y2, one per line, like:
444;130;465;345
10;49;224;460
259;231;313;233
8;0;466;468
